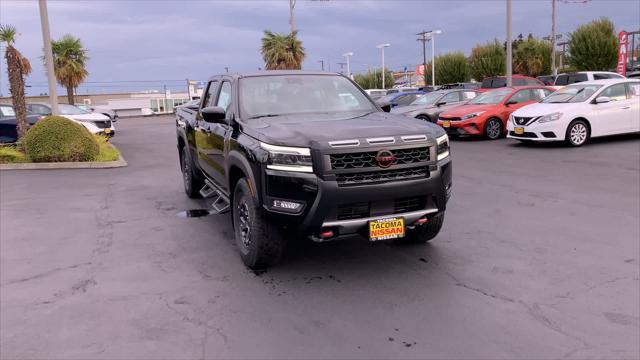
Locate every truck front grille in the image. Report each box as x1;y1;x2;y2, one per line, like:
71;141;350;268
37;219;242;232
337;202;369;220
394;196;426;213
335;197;428;220
335;166;429;186
330;147;429;170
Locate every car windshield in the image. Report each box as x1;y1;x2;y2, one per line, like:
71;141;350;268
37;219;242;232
0;106;16;117
542;84;603;103
469;89;512;104
410;92;442;105
240;75;376;119
59;104;91;115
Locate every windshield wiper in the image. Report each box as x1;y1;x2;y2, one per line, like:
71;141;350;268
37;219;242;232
247;114;282;120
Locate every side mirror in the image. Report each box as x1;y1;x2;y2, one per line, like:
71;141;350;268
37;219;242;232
201;106;226;123
436;101;446;107
380;104;392;113
595;96;610;104
505;100;517;106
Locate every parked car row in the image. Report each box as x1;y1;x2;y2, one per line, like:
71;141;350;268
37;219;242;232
0;103;115;143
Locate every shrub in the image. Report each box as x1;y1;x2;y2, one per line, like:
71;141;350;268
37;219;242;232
21;116;99;162
0;146;28;163
567;17;618;71
93;134;120;162
353;68;395;89
425;52;471;85
469;40;506;81
513;38;553;77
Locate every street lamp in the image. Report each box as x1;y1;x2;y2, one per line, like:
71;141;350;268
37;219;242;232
376;43;390;89
343;52;353;79
424;30;442;87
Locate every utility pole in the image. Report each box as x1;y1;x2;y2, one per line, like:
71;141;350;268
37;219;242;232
38;0;58;114
506;0;513;86
224;67;229;73
318;60;324;71
343;52;353;79
551;0;557;76
376;43;390;89
416;31;429;87
336;62;346;74
163;84;168;113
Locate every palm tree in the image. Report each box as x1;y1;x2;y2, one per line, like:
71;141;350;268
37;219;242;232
0;25;32;140
50;35;88;104
261;30;305;70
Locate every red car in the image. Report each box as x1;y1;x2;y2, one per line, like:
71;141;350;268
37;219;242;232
479;75;544;92
437;86;554;139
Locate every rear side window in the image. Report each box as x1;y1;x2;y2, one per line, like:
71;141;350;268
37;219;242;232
531;88;550;100
440;92;461;103
593;73;610;80
555;74;588;86
508;89;533;103
600;83;628;101
627;82;640;98
482;77;507;88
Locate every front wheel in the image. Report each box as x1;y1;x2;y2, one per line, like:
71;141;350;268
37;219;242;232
565;120;590;147
233;178;285;269
416;115;432;123
402;212;445;244
484;118;503;140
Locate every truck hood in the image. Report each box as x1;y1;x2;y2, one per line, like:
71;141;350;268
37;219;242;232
241;111;444;149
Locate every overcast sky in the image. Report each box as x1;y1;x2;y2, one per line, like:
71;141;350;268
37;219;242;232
1;0;638;96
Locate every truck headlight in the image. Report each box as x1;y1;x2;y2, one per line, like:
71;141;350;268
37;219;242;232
538;112;563;123
260;142;313;173
436;134;449;161
461;111;485;120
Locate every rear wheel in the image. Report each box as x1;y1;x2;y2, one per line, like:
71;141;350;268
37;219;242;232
484;118;503;140
181;148;203;198
565;120;590;147
233;178;285;269
402;212;445;244
416;115;432;122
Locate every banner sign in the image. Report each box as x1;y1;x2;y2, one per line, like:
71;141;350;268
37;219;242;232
416;64;425;76
617;31;628;76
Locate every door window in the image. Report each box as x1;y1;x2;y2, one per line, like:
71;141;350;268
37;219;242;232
508;90;532;104
626;82;640;99
216;82;232;111
202;81;219;108
600;84;628;101
440;92;461;104
531;88;550;101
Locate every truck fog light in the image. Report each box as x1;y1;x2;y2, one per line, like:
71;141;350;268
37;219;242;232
272;200;302;211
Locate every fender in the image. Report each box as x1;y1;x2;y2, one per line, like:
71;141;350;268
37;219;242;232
226;149;260;201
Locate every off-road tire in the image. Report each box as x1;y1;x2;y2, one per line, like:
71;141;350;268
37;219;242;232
402;212;445;244
181;148;203;198
484;118;503;140
233;178;285;269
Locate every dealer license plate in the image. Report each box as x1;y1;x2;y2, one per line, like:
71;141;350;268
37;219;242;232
514;127;524;135
442;121;451;128
104;128;112;134
369;217;405;241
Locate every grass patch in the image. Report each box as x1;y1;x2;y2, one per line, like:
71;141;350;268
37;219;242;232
94;135;121;162
0;146;29;164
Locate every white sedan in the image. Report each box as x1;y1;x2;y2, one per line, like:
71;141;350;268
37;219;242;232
507;79;640;146
27;103;115;136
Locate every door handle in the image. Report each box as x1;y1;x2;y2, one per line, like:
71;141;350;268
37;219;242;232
621;106;631;110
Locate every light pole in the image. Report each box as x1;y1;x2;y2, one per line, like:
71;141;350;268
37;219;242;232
506;0;513;86
318;60;324;71
343;52;353;79
38;0;58;114
424;30;442;87
376;43;390;89
551;0;557;76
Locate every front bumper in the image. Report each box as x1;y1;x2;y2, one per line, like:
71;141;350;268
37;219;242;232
438;118;485;136
260;157;452;238
506;121;563;141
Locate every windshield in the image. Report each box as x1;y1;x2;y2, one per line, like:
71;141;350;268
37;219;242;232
542;84;603;103
239;75;376;119
410;92;442;105
59;104;91;115
469;89;512;104
0;106;16;117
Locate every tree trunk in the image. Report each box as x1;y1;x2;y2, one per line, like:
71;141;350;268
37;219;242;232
5;46;29;140
67;86;74;105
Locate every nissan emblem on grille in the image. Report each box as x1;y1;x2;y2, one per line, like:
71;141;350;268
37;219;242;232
375;150;395;168
518;118;525;125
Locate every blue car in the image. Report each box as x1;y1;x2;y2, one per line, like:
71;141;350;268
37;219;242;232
374;91;425;109
0;104;40;143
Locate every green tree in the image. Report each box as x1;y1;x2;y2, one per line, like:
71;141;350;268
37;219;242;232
261;30;305;70
353;68;394;89
469;40;506;81
513;38;552;77
425;52;471;85
0;25;32;140
567;17;618;71
50;34;89;105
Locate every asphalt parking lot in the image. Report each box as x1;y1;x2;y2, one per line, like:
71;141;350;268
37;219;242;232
1;115;638;359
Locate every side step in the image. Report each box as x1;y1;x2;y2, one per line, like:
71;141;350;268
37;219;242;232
199;179;230;214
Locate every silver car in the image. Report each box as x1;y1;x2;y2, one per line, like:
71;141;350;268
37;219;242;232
391;89;479;123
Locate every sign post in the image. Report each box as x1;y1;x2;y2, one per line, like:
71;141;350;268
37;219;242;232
617;31;629;76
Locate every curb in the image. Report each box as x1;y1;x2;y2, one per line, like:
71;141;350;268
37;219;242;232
0;155;127;170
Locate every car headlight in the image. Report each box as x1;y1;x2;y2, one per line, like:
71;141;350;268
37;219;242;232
537;112;563;124
436;134;449;161
461;111;485;120
509;114;516;125
260;142;313;173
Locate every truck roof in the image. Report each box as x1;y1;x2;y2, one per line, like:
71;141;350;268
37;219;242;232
207;70;342;81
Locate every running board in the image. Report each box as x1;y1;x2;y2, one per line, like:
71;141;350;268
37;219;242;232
199;179;230;214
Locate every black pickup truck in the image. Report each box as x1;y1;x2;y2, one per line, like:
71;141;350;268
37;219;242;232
176;71;452;269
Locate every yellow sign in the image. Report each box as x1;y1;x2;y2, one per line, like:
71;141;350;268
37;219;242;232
369;217;405;241
442;121;451;128
514;127;524;135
